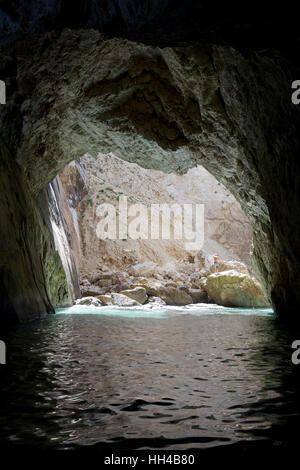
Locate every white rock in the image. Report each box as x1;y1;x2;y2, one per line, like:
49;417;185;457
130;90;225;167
111;293;141;307
75;296;102;307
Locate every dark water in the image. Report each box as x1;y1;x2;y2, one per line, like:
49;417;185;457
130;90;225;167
1;306;300;454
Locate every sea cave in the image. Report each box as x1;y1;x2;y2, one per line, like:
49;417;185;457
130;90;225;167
0;0;300;460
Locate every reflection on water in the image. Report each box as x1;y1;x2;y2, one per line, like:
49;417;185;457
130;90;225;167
1;306;300;452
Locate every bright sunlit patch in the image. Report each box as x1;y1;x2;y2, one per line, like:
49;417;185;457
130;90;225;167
56;303;275;319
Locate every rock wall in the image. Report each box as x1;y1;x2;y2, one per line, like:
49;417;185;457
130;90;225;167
0;137;86;325
37;174;82;306
77;152;252;278
0;139;66;326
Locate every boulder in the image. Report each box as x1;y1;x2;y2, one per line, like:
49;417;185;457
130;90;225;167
147;296;166;306
205;270;270;308
120;287;148;305
188;288;208;303
99;294;112;305
159;286;193;306
111;293;141;307
75;296;102;307
143;280;163;297
213;260;249;275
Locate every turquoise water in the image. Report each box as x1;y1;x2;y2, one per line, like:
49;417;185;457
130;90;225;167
3;303;300;454
56;303;275;319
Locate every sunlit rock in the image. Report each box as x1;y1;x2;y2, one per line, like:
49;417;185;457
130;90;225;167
147;296;166;306
120;287;148;305
75;296;102;307
99;294;113;305
206;270;270;308
111;293;141;306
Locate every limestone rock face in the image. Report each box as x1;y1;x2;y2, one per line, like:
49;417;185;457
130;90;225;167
111;293;141;307
0;29;300;321
37;176;81;305
206;270;270;308
120;287;148;305
78;152;252;278
59;161;88;209
0;140;68;326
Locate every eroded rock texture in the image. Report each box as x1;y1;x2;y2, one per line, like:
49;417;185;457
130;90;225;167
0;133;87;324
0;139;64;326
0;28;299;321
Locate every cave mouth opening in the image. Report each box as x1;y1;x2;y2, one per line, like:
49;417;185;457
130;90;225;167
49;150;263;310
1;28;300;324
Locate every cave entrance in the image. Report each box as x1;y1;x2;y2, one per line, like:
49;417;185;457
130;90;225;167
53;151;256;308
3;29;299;322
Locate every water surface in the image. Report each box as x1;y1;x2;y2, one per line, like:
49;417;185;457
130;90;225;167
1;304;300;453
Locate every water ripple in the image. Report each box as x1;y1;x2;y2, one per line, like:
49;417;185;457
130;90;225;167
1;308;300;451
